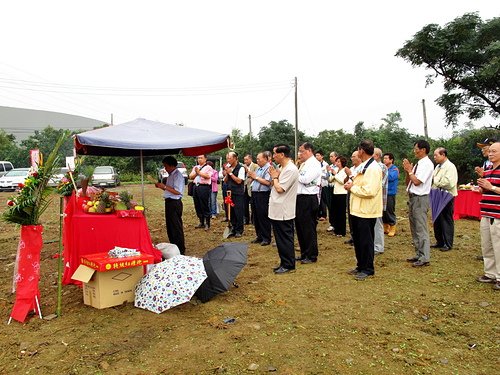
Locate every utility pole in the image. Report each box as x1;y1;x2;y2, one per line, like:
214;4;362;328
294;76;298;160
248;114;252;156
421;99;429;139
110;113;114;126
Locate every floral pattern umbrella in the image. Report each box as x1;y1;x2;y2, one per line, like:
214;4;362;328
134;255;207;314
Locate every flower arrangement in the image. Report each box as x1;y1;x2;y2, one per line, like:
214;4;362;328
3;133;68;225
56;159;93;197
56;175;76;197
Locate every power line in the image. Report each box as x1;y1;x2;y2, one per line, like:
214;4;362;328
0;76;292;96
253;87;294;118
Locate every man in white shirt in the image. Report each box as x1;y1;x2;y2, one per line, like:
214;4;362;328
403;140;434;267
295;142;322;264
315;150;329;221
269;144;299;274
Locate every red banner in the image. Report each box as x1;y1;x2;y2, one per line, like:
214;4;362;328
10;225;43;323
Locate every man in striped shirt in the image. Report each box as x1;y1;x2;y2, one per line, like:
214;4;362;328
476;141;500;291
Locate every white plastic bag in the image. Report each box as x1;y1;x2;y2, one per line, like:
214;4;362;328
155;243;180;260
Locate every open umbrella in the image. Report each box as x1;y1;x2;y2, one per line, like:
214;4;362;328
74;118;230;204
134;255;207;313
429;188;454;223
195;242;248;303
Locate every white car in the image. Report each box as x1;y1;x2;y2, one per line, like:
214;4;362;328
0;168;31;192
158;162;188;184
48;167;70;187
92;166;120;187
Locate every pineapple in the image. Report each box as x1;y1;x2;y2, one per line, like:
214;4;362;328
118;191;134;209
96;191;112;213
96;200;106;213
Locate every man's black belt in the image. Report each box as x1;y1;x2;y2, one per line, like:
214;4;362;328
408;193;428;198
195;183;210;186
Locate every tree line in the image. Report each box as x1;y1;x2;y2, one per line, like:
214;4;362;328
0;114;497;184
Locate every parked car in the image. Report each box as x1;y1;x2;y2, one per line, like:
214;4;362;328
48;167;70;187
0;168;30;191
91;166;120;187
0;161;14;177
158;162;188;184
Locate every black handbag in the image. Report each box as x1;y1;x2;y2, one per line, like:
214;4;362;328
187;181;194;196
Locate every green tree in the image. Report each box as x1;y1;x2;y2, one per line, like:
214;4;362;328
313;129;357;158
21;126;76;166
257;119;308;155
434;127;499;183
396;13;500;126
0;129;23;165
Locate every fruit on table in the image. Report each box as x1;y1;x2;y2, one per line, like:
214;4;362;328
114;202;127;211
88;206;97;213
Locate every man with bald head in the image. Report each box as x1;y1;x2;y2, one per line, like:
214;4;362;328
431;147;458;251
373;147;388;255
344;150;362;245
476;141;500;290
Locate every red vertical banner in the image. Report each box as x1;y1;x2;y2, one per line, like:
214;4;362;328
10;225;43;323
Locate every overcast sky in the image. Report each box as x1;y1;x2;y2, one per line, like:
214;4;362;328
0;1;498;140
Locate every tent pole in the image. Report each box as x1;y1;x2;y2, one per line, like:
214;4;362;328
140;150;145;206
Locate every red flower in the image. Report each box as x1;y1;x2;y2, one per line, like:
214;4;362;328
7;200;14;206
18;183;25;189
32;172;39;178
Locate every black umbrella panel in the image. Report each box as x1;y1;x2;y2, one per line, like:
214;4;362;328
195;242;248;303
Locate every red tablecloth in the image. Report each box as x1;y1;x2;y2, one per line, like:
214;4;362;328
62;195;162;285
453;189;481;220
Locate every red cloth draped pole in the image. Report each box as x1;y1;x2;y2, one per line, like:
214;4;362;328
9;225;43;323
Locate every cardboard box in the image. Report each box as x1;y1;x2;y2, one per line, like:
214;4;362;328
72;252;154;309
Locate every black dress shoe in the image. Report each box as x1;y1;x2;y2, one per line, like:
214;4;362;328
301;258;317;264
354;272;372;281
406;256;419;262
344;239;354;245
250;238;262;244
430;243;444;248
272;265;281;271
260;241;271;246
439;246;452;252
412;260;430;267
274;266;295;274
295;256;304;261
346;268;359;275
195;223;205;229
